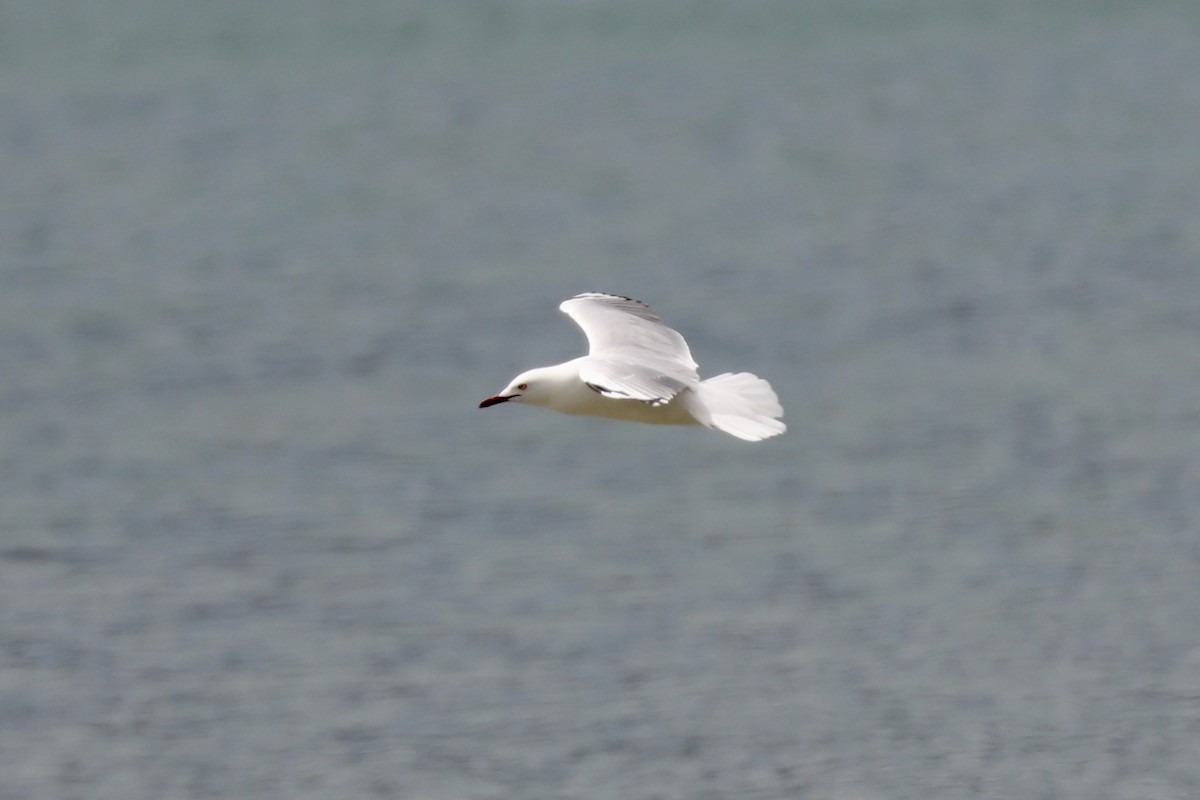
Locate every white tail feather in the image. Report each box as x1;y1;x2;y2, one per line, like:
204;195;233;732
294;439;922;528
692;372;785;441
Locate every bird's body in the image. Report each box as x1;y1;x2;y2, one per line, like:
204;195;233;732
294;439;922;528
499;357;702;425
479;293;785;442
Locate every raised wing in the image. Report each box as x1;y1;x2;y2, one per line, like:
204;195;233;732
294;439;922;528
560;293;699;404
560;293;698;369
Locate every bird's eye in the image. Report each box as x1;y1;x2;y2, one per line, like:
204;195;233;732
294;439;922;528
517;383;528;391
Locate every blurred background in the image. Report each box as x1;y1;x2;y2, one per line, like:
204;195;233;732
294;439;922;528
2;2;1199;798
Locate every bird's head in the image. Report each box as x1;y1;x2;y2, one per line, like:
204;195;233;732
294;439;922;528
478;368;552;409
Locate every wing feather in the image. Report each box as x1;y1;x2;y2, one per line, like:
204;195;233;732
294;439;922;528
560;293;700;404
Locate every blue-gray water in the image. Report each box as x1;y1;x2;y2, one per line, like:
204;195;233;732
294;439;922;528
3;2;1200;798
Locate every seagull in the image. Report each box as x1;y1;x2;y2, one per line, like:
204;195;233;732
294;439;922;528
479;292;785;441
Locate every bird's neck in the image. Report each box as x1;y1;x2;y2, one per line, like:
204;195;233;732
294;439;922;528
526;359;590;412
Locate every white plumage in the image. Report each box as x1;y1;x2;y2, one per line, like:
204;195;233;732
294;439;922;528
479;293;785;442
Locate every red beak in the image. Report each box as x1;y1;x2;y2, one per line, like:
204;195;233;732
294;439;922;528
478;395;511;408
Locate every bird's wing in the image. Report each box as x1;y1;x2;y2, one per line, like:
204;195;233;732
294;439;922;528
560;293;700;404
560;293;698;370
578;355;693;406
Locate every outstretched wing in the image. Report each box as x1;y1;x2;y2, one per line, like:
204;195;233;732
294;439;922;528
560;292;699;404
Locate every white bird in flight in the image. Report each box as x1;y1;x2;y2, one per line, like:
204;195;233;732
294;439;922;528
479;292;785;441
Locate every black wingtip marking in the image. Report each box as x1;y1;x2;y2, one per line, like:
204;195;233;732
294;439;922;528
586;381;629;396
578;291;639;303
586;381;671;406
